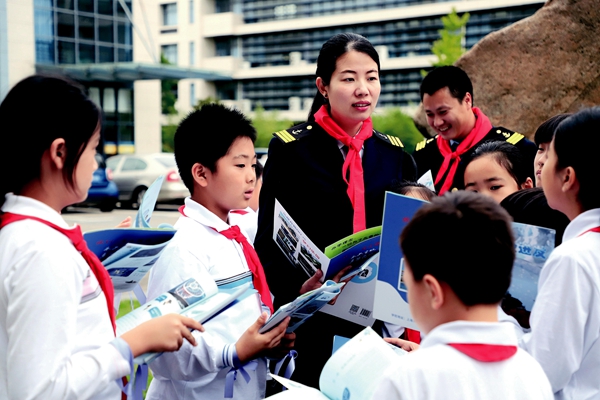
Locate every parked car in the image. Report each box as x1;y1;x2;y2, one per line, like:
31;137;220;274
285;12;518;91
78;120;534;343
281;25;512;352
106;153;189;209
75;153;119;212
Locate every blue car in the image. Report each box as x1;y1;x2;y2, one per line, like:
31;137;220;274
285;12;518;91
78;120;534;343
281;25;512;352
77;154;119;212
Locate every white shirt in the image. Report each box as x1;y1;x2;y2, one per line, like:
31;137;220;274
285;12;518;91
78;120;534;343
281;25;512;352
228;207;258;243
372;321;553;400
522;208;600;400
0;194;130;400
146;197;266;400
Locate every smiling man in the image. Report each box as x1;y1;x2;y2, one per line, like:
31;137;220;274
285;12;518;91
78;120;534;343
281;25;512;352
413;66;536;195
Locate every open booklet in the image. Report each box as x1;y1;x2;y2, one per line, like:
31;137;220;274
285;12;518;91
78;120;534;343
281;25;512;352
84;175;175;294
116;273;254;364
265;326;404;399
259;280;345;334
373;191;556;330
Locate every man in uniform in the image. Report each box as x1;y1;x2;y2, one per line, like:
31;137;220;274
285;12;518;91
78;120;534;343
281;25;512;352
413;66;537;195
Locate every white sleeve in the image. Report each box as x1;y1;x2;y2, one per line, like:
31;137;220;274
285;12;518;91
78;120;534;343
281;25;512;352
521;250;593;393
6;244;129;400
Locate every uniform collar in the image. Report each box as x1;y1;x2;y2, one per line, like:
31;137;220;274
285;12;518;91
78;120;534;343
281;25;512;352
1;193;71;229
563;208;600;242
178;197;243;233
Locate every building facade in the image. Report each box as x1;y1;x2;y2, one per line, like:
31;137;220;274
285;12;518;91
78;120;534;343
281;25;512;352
158;0;544;121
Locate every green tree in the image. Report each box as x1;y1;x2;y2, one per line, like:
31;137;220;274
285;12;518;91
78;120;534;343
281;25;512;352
161;54;179;115
371;108;424;154
252;104;294;148
161;124;177;152
422;8;470;75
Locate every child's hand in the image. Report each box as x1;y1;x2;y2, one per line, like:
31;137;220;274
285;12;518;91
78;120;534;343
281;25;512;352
263;332;296;359
120;314;205;357
328;265;354;305
299;269;324;294
235;313;290;363
115;216;132;228
384;337;420;352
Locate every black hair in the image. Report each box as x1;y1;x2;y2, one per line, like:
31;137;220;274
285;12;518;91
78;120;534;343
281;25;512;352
534;113;572;146
0;75;101;207
464;141;531;187
400;191;514;306
553;107;600;211
420;65;474;105
174;103;257;194
308;33;380;121
500;187;569;246
255;159;264;181
388;181;436;201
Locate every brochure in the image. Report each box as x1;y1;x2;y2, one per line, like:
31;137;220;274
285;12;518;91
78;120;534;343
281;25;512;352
319;253;379;327
265;327;402;399
83;175;175;294
272;199;380;282
502;222;555;328
373;191;556;330
259;280;345;334
373;192;428;329
116;275;254;364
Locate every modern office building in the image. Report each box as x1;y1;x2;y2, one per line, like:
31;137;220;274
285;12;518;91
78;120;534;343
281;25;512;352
157;0;545;122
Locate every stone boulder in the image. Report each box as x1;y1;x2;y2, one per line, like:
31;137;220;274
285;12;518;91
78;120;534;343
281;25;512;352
415;0;600;139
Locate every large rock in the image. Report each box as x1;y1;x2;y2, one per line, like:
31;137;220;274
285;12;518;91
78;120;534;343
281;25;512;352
415;0;600;139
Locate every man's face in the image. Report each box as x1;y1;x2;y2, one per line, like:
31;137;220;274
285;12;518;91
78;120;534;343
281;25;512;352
423;87;475;142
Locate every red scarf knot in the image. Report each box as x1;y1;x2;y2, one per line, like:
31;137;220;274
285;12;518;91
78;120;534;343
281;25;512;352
435;107;493;195
314;105;372;233
448;343;517;362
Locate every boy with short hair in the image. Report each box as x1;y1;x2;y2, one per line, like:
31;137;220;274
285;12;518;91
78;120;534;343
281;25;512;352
146;104;291;400
371;191;552;400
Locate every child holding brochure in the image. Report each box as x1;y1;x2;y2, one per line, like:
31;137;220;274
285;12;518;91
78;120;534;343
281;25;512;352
0;75;204;400
519;108;600;398
146;104;292;400
372;191;552;400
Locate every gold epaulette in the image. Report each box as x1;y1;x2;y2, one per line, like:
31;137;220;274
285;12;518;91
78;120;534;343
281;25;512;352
493;128;524;145
415;136;436;151
272;123;314;143
373;130;404;147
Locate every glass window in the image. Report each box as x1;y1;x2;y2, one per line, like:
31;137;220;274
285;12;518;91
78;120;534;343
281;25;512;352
56;0;74;10
57;12;75;38
98;0;113;15
117;20;132;45
161;44;178;64
215;38;231;57
35;39;55;64
78;16;95;40
99;45;114;62
118;47;132;62
122;158;147;171
34;8;54;38
189;41;195;65
189;0;194;23
57;40;75;63
162;3;177;26
78;0;94;12
34;0;54;7
116;0;132;17
190;83;195;107
79;43;95;63
98;17;114;42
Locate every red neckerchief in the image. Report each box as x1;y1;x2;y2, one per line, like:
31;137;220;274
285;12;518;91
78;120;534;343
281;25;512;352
578;226;600;237
179;206;274;313
315;105;373;233
435;107;492;195
0;212;116;333
405;328;421;344
448;343;517;362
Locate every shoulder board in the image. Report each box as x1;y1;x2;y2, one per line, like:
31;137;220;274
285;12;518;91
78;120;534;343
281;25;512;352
273;122;314;143
415;136;437;151
372;130;404;148
492;127;524;145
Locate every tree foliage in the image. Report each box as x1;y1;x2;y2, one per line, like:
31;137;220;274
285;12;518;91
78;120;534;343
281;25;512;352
372;108;424;154
161;124;177;152
161;54;179;115
252;104;295;148
432;7;470;67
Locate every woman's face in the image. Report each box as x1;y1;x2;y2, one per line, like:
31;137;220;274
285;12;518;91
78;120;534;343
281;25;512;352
317;50;380;133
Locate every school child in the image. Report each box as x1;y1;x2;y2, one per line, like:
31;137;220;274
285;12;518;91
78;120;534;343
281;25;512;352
520;108;600;399
371;191;553;400
0;75;204;400
388;181;436;202
229;160;263;243
463;140;533;203
145;104;292;400
532;113;571;188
